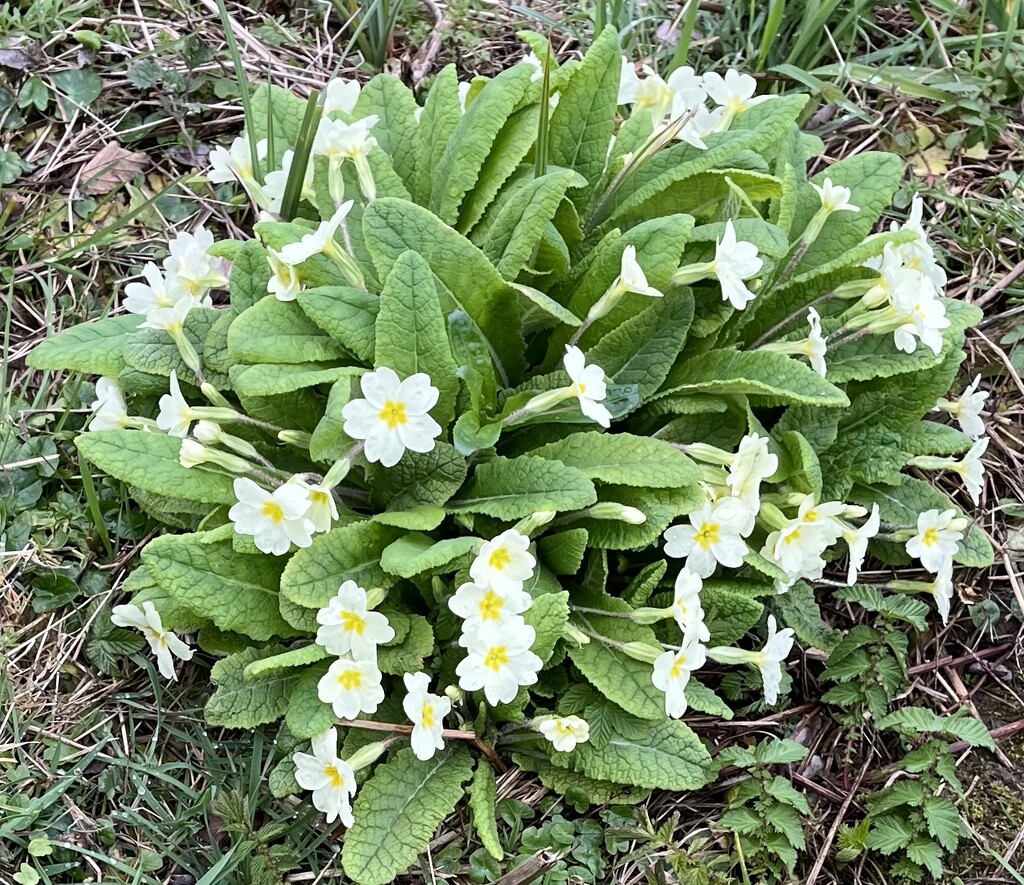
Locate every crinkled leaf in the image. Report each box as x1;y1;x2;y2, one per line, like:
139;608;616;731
297;286;378;364
534;431;700;488
228;296;348;364
467;762;503;861
27;314;142;377
205;645;297;728
448;455;597;519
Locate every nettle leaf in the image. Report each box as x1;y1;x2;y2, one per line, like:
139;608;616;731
297;286;378;364
467;762;503;861
850;476;994;568
368;442;468;512
375;250;460;428
659;349;849;407
281;520;403;610
354;73;419;194
143;532;295;641
534;431;700;488
205;645;298;728
342;747;474;885
379;534;479;579
228;296;349;365
362;198;523;383
27;313;142;377
547;24;620;200
684;679;734;719
76;431;236;504
448;455;597;519
565;719;715;791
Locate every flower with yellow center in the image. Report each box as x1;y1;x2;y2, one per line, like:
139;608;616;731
316;580;395;662
470;529;537;595
456;620;542;706
402;672;452;760
266;248;302;301
537;715;590;752
110;601;193;681
663;496;750;578
286;475;339;534
671;567;710;644
317;656;385;720
292;727;357;826
652;637;707;718
563;345;612;428
905;508;963;573
341;366;442;468
448;581;532;630
228;476;315;556
708;615;794;706
935;375;988;441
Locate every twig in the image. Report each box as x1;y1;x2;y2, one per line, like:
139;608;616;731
334;718;507;771
804;758;871;885
905;642;1013;676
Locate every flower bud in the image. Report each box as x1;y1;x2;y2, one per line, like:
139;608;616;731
346;741;388;772
194;420;223;444
586;502;647;524
514;510;557;536
631;606;670;625
444;685;464;703
179;439;209;468
278;429;312;447
322;456;352;489
621;641;663;664
561;624;590;647
365;587;387;609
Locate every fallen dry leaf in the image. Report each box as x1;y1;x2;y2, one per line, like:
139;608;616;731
79;142;148;195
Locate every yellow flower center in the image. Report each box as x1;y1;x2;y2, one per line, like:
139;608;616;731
555;720;574;736
337;669;362;690
342;611;367;635
477;590;505;621
694;522;720;550
922;527;939;547
670;655;688;678
310;490;330;507
378;400;408;429
784;528;802;545
483;646;509;672
324;764;347;789
261;502;285;523
421;702;435;729
488;547;512;570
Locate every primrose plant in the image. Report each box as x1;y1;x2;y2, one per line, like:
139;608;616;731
30;27;993;884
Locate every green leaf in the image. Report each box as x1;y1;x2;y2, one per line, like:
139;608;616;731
684;679;734;720
362;198;523;383
309;376;354;463
76;431;236;504
342;747;474;885
511;752;650;806
573;484;703;551
27;314;142;377
447;455;597;519
230;363;358;397
899;421;972;457
205;645;298;728
122;308;224;386
413;65;462;206
659;349;849;407
126;563;207;632
765;775;811;814
142;532;295;641
866;814;915;854
566;719;714;790
431;65;535;224
229;296;349;365
906;838;944;879
375;250;460;428
467;763;503;861
753;738;810;765
923;796;962;852
547;25;620;197
251;84;307;164
243;643;327;680
379;534;479;579
368;442;468;512
354;74;419;193
534;431;700;488
771;581;839;651
376;615;434;674
623;560;667;606
229;240;271;312
702;584;764;646
285;663;335;739
523;591;570;662
537;529;589;575
297;286;378;364
281;520;403;610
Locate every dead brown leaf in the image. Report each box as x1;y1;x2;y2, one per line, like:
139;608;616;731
79;142;148;195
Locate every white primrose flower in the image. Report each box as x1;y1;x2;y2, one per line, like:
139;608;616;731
763;497;845;581
811;177;859;214
667;66;707;110
278;201;354;266
316;580;395;661
323;77;361;115
317;656;386;720
402;672;452;761
935;375;988;440
264;149;316;215
139;295;193;335
207;135;269;205
564;345;612;428
457;79;472;111
537;715;590;752
905;508;963;573
954;437;989;505
228;476;316;556
292;727;357;826
618;57;642;104
89;377;131;431
714;220;763;310
726;433;778;529
671;567;710;644
804;307;828;377
674;104;724;150
632;65;676;122
702;69;772;119
841;503;880;585
470;529;536;594
164;225;227;296
110;601;193;681
616;245;664;299
708;614;795;706
652;637;707;718
456;619;543;706
448;582;532;630
267;248;302;301
929;563;956;625
340;366;442;468
313;115;379;162
156;371;196;437
663;496;750;578
123;262;189;315
890;278;949;356
891;195;947;293
522;51;547;82
287;475;338;533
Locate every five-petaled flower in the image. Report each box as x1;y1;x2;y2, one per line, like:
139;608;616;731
708;615;795;706
664;496;751;578
470;529;536;595
456;620;543;706
812;177;860;214
713;220;763;310
564;346;612;428
229;477;316;556
292;727;357;826
652;637;708;718
341;366;442;467
316;580;395;661
402;672;452;761
318;656;386;720
89;377;132;431
537;715;591;752
935;375;988;440
905;508;963;573
110;601;193;681
448;581;532;630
